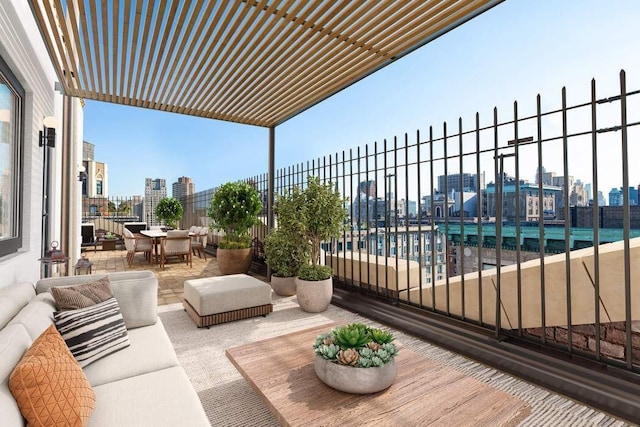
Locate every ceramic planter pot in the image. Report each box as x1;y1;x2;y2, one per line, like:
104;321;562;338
270;275;296;296
295;277;332;312
314;355;397;394
217;247;252;275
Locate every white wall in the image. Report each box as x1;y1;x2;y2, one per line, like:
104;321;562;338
0;1;64;286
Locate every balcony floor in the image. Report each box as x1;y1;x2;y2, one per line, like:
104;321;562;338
82;248;630;426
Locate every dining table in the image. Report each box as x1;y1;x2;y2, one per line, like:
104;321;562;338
139;229;195;265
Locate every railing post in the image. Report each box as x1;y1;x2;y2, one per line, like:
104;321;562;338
267;126;275;280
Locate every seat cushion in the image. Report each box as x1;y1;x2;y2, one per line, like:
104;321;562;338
9;325;95;426
90;366;209;427
54;298;130;368
83;319;179;387
184;274;272;316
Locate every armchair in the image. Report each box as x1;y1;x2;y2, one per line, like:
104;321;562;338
124;228;153;266
160;230;192;269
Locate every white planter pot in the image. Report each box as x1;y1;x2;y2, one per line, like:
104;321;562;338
314;355;397;394
295;277;332;312
270;275;296;296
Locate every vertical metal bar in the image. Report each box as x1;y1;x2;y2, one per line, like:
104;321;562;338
475;112;483;324
405;133;410;303
537;94;547;345
349;149;354;287
342;150;347;286
334;152;340;282
429;127;436;311
384;139;389;292
267;126;275;280
458;118;465;319
561;87;573;353
374;141;379;292
416;130;423;307
365;144;370;290
494;107;502;337
357;146;362;288
443;122;450;315
513;101;522;335
590;79;601;360
394;136;399;299
619;70;632;369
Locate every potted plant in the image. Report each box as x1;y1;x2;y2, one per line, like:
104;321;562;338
155;197;183;229
313;323;399;394
207;181;262;275
295;176;347;312
264;188;309;296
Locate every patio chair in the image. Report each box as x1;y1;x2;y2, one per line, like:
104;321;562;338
192;227;208;260
160;230;192;269
124;228;153;266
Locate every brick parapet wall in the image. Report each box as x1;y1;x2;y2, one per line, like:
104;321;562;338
526;321;640;365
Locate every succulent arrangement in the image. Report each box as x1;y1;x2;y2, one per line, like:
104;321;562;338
313;323;399;368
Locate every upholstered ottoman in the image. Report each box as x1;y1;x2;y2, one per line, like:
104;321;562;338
183;274;273;327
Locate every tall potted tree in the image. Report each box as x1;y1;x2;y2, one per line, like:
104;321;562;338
155;197;183;229
207;181;262;275
295;176;347;312
264;189;309;296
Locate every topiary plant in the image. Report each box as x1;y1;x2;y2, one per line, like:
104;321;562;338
264;228;308;277
155;197;183;229
297;176;347;281
207;181;262;249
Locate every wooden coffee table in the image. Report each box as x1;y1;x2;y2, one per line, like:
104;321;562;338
226;323;531;426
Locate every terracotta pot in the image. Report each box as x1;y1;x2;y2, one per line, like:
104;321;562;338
217;247;252;275
314;355;397;394
270;275;296;296
295;277;332;312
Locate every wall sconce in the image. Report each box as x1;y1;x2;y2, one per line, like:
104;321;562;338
39;116;58;147
78;165;87;182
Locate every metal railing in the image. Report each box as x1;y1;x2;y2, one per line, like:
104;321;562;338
185;71;640;374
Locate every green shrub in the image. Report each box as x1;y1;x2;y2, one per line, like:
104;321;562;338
264;228;308;277
297;264;332;281
207;181;262;249
155;197;183;228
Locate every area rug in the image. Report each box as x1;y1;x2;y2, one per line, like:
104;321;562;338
160;296;627;426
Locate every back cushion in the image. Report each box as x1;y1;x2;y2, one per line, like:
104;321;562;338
0;324;32;426
8;293;57;340
0;283;35;330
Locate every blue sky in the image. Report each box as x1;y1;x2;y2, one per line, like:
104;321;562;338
83;0;640;199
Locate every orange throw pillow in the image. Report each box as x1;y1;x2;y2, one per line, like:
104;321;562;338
9;325;95;427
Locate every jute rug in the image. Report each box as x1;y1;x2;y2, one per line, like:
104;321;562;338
160;296;628;426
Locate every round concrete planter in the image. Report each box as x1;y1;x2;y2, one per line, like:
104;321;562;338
314;355;397;394
295;277;332;312
217;247;252;275
270;275;296;296
296;277;333;313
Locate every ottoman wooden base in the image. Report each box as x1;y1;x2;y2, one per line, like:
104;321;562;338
183;299;273;328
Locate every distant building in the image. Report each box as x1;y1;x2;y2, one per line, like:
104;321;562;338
145;178;167;226
172;176;195;200
82;141;108;198
609;188;622;206
485;181;561;222
438;172;485;193
607;187;636;206
598;191;607;207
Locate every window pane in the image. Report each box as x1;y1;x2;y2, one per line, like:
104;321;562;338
0;80;16;242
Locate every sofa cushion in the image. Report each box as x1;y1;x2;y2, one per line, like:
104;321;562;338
8;293;57;340
50;277;113;310
83;319;179;387
0;282;35;330
54;298;130;368
90;366;209;427
0;324;32;426
9;325;95;426
36;271;158;329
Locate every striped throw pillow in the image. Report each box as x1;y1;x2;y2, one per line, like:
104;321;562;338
54;297;130;367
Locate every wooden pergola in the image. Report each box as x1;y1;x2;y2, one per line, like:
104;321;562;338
29;0;502;254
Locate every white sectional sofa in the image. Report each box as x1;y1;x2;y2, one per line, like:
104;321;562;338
0;271;210;426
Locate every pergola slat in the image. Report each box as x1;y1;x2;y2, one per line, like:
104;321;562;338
30;0;501;127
